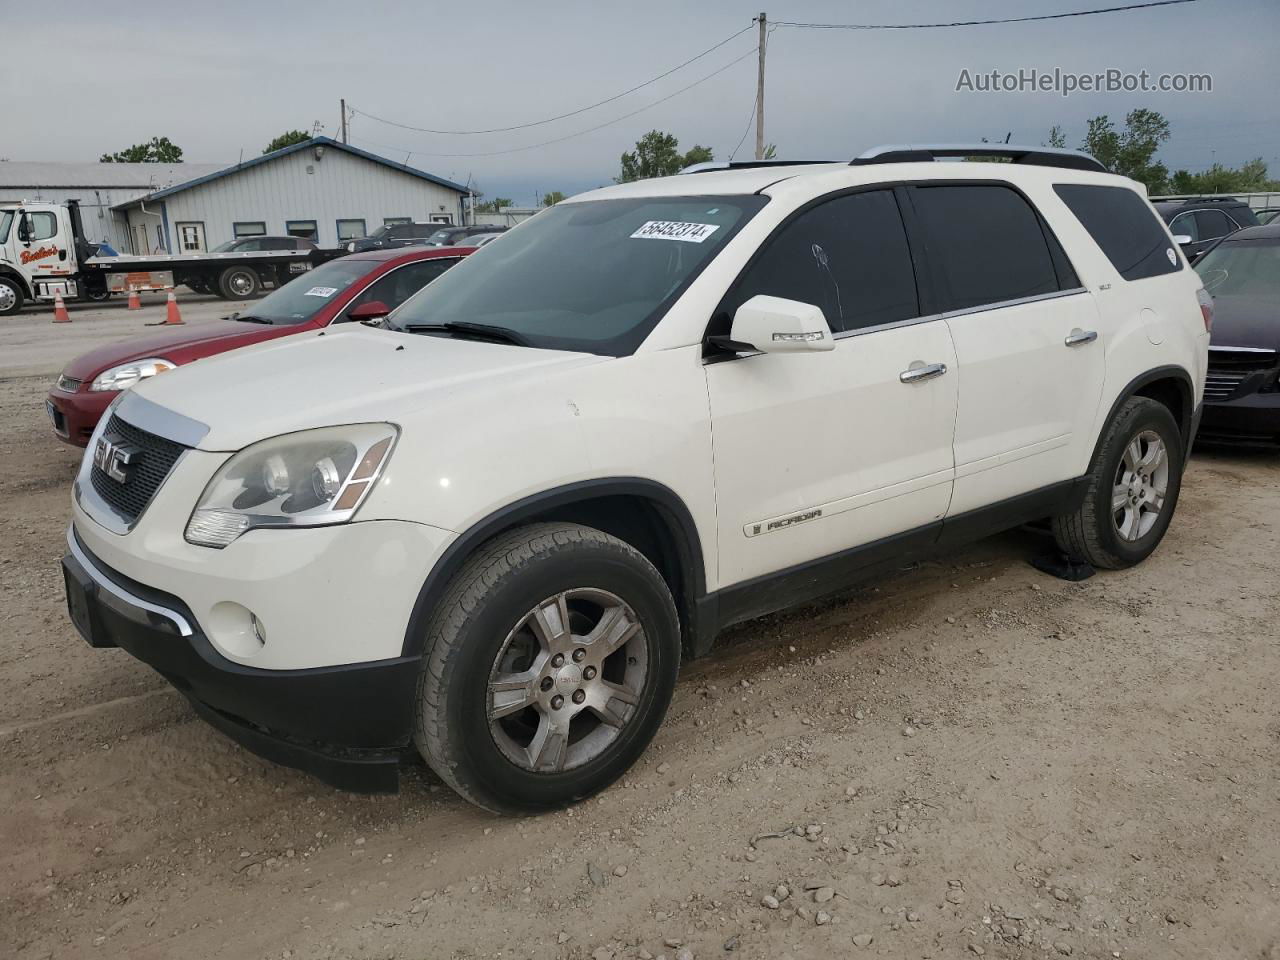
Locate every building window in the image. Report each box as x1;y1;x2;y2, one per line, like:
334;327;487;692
233;221;267;238
175;221;207;253
337;218;367;242
383;217;412;227
286;219;318;241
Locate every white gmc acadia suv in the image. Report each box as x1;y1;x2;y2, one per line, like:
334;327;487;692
63;145;1210;813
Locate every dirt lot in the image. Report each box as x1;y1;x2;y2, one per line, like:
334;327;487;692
2;321;1278;959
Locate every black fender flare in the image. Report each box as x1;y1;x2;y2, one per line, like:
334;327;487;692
1090;365;1196;470
399;477;708;658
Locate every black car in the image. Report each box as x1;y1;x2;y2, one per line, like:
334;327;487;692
211;236;318;253
424;224;507;247
1152;197;1260;262
1194;222;1280;445
345;222;442;253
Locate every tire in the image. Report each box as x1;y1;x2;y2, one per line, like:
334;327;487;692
83;286;110;303
1052;396;1184;569
217;265;260;299
0;276;24;316
414;522;680;814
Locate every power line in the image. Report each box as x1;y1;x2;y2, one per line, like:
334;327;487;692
774;0;1196;30
351;23;755;136
350;46;759;159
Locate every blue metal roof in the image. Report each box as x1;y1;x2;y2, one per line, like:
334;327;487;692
122;137;468;204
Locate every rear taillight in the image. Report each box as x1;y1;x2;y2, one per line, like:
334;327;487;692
1196;287;1214;333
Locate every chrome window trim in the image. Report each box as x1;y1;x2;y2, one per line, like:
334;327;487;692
831;287;1088;341
115;391;209;447
66;526;194;637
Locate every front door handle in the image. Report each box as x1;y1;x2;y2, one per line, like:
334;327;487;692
1064;328;1098;347
899;361;948;384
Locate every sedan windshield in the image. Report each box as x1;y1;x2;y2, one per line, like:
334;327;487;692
390;195;765;354
1196;239;1280;297
238;258;375;324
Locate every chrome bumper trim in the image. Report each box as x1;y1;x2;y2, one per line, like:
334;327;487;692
66;526;194;637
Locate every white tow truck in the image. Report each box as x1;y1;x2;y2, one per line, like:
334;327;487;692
0;200;342;315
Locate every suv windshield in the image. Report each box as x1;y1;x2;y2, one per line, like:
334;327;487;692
238;258;376;324
390;196;766;354
1196;238;1280;297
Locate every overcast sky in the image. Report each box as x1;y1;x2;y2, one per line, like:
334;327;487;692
5;0;1277;203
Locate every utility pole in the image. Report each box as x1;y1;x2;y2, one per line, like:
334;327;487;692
755;12;767;161
340;98;348;144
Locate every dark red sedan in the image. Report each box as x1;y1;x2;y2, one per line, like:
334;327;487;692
47;246;470;446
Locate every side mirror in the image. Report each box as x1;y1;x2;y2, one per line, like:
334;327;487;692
1173;234;1193;246
714;295;835;354
16;214;31;243
346;300;392;323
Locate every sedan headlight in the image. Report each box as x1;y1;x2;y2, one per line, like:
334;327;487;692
90;358;176;392
185;423;397;548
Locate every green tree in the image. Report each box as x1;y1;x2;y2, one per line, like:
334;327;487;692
617;130;713;182
100;136;184;163
1168;157;1280;194
1081;109;1170;192
1045;125;1066;148
476;197;513;213
542;191;567;207
263;130;311;154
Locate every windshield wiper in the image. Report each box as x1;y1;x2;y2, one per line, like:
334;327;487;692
225;312;273;324
401;321;531;346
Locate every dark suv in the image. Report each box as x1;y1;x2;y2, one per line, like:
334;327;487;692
1152;197;1260;262
346;222;441;253
424;224;507;247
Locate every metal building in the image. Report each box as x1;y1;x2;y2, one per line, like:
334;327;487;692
0;161;224;253
114;138;469;254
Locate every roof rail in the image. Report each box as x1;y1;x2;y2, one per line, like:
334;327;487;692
852;143;1107;174
679;159;834;175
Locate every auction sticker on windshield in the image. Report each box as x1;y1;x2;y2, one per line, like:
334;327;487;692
304;286;339;298
630;221;721;243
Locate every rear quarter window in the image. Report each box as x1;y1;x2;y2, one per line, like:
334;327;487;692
1053;184;1182;281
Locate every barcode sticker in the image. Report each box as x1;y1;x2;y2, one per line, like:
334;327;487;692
304;286;338;297
630;220;720;243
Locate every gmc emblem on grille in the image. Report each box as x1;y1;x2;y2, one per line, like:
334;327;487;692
93;435;141;484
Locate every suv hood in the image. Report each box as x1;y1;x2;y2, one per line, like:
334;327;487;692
128;325;607;451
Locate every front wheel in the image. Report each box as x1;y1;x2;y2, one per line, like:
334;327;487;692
1052;396;1184;569
0;276;24;316
414;523;680;814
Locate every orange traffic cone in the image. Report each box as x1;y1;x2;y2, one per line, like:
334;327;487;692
126;287;141;310
163;287;185;325
52;290;72;323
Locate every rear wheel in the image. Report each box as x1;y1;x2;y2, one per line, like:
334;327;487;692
217;265;260;299
414;522;680;814
1052;397;1184;569
0;276;24;316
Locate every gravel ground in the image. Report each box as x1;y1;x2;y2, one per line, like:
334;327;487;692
1;352;1277;959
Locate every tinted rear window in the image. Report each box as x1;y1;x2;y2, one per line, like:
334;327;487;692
1054;184;1181;281
912;184;1060;311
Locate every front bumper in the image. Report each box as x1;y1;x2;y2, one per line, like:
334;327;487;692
47;387;116;446
62;528;419;792
1198;392;1280;446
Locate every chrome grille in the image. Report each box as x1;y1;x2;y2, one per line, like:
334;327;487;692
89;415;187;524
1205;348;1280;402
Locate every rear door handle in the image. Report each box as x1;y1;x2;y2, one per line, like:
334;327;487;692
1064;328;1098;347
899;362;948;384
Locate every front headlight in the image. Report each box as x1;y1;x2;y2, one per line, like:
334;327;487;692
90;358;176;392
185;423;398;548
346;241;356;252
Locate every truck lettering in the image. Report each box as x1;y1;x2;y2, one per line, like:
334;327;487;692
20;245;59;265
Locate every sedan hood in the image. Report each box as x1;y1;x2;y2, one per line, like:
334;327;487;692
1209;294;1280;351
128;325;607;450
62;320;299;381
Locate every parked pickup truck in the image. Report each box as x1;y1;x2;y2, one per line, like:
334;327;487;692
0;200;344;314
